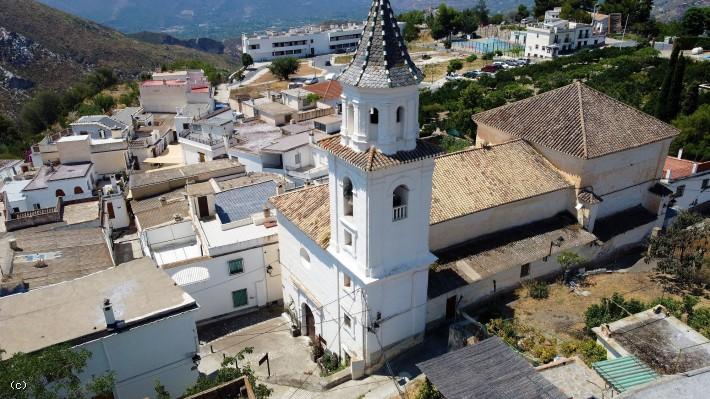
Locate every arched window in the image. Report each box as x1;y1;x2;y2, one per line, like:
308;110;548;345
300;248;311;269
369;107;379;124
396;106;404;123
343;177;354;217
392;185;409;221
55;189;65;198
74;186;84;195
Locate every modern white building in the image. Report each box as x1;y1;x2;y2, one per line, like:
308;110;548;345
133;170;284;323
139;70;214;114
177;108;236;165
269;0;679;378
0;258;201;399
523;13;605;58
242;23;364;62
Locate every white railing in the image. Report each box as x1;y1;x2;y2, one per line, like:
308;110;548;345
393;205;407;222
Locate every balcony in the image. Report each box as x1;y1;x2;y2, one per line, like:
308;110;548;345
393;205;407;222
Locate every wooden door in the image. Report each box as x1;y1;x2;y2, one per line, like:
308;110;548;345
304;304;316;342
107;203;115;220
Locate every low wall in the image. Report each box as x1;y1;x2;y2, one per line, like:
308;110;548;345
4;198;64;232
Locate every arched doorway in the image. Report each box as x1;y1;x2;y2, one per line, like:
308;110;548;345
302;303;316;342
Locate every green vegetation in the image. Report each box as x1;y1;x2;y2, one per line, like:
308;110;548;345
525;280;550;299
416;378;443;399
398;10;426;42
681;7;710;36
672;105;710;162
0;68;118;156
0;345;115;399
183;347;271;398
559;339;608;366
584;292;710;339
447;59;464;74
487;318;559;364
646;211;710;284
426;1;489;40
268;57;300;81
242;53;255;69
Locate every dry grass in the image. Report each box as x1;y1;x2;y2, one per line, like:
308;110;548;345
420;58;485;82
510;271;710;341
333;55;353;65
231;80;289;98
251;61;325;85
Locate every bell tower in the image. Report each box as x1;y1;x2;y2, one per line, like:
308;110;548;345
317;0;439;280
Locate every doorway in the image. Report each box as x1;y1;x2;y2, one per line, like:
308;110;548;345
303;303;316;342
446;296;457;320
197;196;209;218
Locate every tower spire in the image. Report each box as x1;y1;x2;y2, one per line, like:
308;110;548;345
339;0;423;89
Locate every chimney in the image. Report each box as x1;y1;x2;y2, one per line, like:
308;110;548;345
110;175;119;193
8;239;18;251
308;131;315;145
103;298;117;328
263;208;271;219
665;169;672;180
692;163;698;174
678;148;683;159
159;196;167;206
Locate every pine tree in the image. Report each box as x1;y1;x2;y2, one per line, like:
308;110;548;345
667;54;687;121
656;44;680;121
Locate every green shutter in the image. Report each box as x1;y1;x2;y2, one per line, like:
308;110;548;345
232;289;248;307
228;259;244;275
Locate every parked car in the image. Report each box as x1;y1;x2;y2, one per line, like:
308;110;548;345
481;65;499;74
463;71;480;79
304;77;319;85
324;73;336;81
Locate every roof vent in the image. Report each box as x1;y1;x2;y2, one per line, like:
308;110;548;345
159;196;167;206
174;214;184;222
103;298;117;328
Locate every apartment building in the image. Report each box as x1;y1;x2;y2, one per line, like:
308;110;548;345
525;19;605;58
242;23;370;62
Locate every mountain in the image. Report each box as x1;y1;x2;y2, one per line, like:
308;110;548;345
37;0;532;39
0;0;237;117
127;32;225;54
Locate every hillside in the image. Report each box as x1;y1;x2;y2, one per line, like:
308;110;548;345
37;0;531;39
127;32;225;54
0;0;237;117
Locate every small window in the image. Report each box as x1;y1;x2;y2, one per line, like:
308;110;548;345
344;314;352;329
12;207;20;213
33;204;41;210
295;152;302;165
396;107;404;123
55;189;65;197
393;185;409;221
228;259;244;275
520;263;530;278
74;186;84;195
344;274;352;288
702;179;710;190
344;230;353;247
369;108;379;124
676;185;686;197
343;177;354;217
232;289;248;308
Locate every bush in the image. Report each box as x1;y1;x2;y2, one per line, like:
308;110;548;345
465;54;478;63
526;280;549;299
447;59;464;74
579;340;607;366
482;52;494;60
268;57;300;80
584;293;646;335
416;378;443;399
688;307;710;339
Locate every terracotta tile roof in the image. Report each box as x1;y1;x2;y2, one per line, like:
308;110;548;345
338;0;423;88
270;184;331;248
663;156;710;181
316;135;442;172
135;200;190;229
473;82;679;159
303;80;343;101
430;140;572;224
272;141;573;247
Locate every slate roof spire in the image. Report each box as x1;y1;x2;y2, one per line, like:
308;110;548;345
338;0;423;89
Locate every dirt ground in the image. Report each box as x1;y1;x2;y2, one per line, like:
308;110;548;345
508;271;710;341
420;58;485;82
251;61;324;85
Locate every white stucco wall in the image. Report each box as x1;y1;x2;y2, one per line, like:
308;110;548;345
429;189;574;251
79;309;199;399
666;172;710;211
165;243;281;322
23;176;94;209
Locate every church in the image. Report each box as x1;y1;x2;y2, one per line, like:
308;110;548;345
270;0;679;376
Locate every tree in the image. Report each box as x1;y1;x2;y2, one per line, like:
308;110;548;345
429;3;459;39
19;91;62;134
601;0;653;28
183;347;272;399
560;0;593;23
557;251;585;282
154;380;171;399
666;54;687;121
241;53;254;69
268;57;299;80
681;7;710;36
584;293;647;334
646;211;710;284
534;0;562;19
671;104;710;161
656;44;680;121
516;4;530;22
399;10;425;42
456;8;479;35
447;59;464;74
491;13;505;25
682;83;700;115
92;94;116;113
0;345;115;399
474;0;490;26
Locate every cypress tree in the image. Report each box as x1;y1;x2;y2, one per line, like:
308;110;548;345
656;44;680;120
682;83;699;116
667;54;687;121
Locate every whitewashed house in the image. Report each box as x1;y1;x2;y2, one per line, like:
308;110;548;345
268;0;679;377
661;151;710;217
139;70;214;114
0;258;200;399
18;163;95;210
177;108;235;165
135;173;284;323
524;11;605;58
0;159;23;182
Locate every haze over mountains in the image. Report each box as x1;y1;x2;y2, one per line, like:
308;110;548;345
38;0;530;39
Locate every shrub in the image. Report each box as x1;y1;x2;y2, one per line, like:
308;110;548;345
447;59;464;74
559;340;580;357
688;307;710;339
482;52;494;60
579;340;607;366
526;280;549;299
416;378;443;399
466;54;478;63
584;293;646;335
